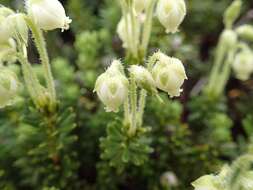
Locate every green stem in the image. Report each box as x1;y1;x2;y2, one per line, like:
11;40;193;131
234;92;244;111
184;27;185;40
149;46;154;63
120;0;133;55
124;95;130;125
44;112;59;164
141;0;156;57
136;54;157;127
128;73;138;136
25;17;56;106
137;89;147;127
215;48;236;96
207;38;226;94
17;45;45;108
129;2;138;58
147;52;158;70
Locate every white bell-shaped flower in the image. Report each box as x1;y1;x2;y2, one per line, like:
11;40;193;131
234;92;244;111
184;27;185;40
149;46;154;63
232;50;253;81
236;25;253;41
0;16;12;43
220;29;237;49
152;52;187;97
156;0;186;33
0;6;14;17
26;0;72;31
94;60;129;112
129;65;157;94
192;165;230;190
133;0;150;13
6;13;28;44
106;60;125;76
191;175;219;190
117;14;140;48
0;68;20;108
0;38;17;63
0;7;14;43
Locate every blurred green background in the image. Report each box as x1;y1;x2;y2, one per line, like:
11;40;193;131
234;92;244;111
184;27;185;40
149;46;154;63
0;0;253;190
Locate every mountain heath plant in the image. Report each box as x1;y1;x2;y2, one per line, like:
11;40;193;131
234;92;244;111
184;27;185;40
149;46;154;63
0;1;80;189
205;0;253;99
1;0;253;189
94;0;188;169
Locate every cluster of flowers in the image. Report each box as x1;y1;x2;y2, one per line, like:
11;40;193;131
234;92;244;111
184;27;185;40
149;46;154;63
117;0;186;34
220;26;253;81
192;155;253;190
232;25;253;81
217;0;253;82
0;0;71;108
117;0;186;58
95;0;187;113
94;52;187;113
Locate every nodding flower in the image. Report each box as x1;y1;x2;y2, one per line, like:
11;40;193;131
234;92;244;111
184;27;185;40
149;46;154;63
26;0;72;31
232;49;253;81
94;60;129;113
156;0;186;33
0;68;20;108
129;65;157;95
152;52;187;97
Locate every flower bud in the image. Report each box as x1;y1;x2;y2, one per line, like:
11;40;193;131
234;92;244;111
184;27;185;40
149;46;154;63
0;6;14;17
106;60;125;76
192;165;230;190
152;52;187;97
156;0;186;33
0;7;14;43
236;25;253;42
129;65;157;94
220;29;237;49
6;13;28;45
160;171;178;188
26;0;72;31
192;175;218;190
0;38;17;63
224;0;242;28
94;61;129;112
133;0;150;13
117;14;140;48
0;68;20;108
232;50;253;81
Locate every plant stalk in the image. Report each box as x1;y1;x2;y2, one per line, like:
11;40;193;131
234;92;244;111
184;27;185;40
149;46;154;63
25;17;56;107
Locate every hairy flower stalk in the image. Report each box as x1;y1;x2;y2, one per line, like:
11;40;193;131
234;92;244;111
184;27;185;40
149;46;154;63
141;0;156;56
24;17;57;110
128;73;138;136
24;0;72;110
206;29;237;98
129;65;157;94
0;68;20;108
17;46;50;109
118;0;140;60
0;5;50;109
